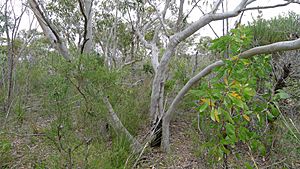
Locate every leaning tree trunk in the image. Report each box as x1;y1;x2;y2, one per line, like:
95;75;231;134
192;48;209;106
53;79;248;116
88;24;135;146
161;37;300;152
28;0;71;61
152;0;252;152
103;97;142;152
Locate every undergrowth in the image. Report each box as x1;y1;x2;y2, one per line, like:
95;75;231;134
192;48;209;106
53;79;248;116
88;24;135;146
0;52;150;168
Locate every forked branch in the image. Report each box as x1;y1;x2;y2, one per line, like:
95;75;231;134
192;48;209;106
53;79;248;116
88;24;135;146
28;0;71;61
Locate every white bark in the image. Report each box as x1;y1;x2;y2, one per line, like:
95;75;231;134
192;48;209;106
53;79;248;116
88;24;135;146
172;0;249;44
150;43;175;120
134;27;159;73
150;44;160;73
240;38;300;58
162;37;300;152
78;0;93;53
135;0;171;75
28;0;71;61
148;0;251;150
111;6;118;67
102;97;142;152
175;0;185;32
84;0;93;52
4;0;13;113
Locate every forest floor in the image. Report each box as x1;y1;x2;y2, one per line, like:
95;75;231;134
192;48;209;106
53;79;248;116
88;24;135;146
136;110;206;169
134;100;300;169
2;93;299;168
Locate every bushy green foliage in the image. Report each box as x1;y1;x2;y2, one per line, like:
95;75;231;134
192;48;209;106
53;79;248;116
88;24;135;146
0;137;12;168
249;12;300;46
36;53;147;168
191;26;289;167
0;50;149;168
210;26;253;55
166;57;192;93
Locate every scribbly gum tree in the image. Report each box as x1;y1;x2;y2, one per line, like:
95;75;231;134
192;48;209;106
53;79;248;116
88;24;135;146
132;0;300;152
28;0;300;155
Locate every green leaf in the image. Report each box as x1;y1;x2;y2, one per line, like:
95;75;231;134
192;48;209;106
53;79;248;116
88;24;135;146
241;59;250;65
189;89;207;97
224;135;236;145
210;35;232;52
244;162;254;169
220;138;231;145
270;103;280;117
225;123;236;139
223;111;234;124
258;142;266;156
199;103;209;112
250;140;259;151
238;126;250;142
220;145;230;154
244;111;253;115
210;110;216;122
244;87;256;97
275;90;290;99
266;110;275;121
228;94;244;108
0;140;11;152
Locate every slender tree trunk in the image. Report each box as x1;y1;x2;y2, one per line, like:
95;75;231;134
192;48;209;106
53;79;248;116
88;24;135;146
0;66;4;88
83;0;93;53
149;77;165;147
5;40;14;113
78;0;93;53
29;0;71;61
192;51;199;75
103;97;142;152
4;0;13;113
149;44;176;147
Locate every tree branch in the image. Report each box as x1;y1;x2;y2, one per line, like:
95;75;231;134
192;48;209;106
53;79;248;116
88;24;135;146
172;0;250;45
78;0;88;54
182;0;201;23
147;0;169;37
162;37;300;151
28;0;71;61
102;96;142;152
211;0;224;14
29;0;60;44
165;38;300;121
134;28;152;49
241;2;293;12
196;5;220;38
78;0;93;54
175;0;185;32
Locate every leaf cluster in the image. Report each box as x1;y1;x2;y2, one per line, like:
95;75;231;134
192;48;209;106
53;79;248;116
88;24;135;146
191;26;285;166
